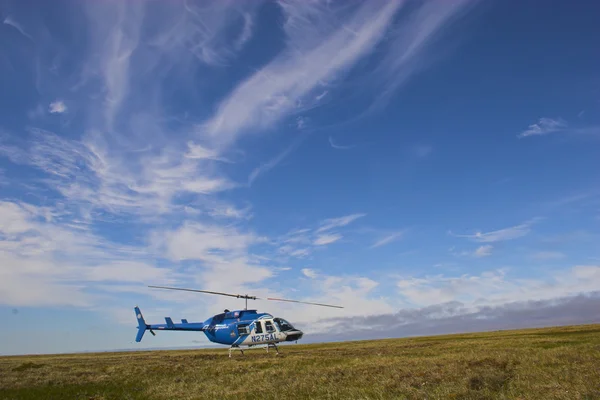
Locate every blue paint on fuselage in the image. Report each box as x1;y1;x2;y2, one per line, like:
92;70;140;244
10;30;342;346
202;309;272;345
146;309;273;346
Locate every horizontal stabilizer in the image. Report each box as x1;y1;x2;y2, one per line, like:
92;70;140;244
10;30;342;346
181;319;188;324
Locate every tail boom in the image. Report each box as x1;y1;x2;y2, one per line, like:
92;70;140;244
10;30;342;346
134;306;204;342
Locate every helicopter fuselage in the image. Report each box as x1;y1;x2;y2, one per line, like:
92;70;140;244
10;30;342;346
135;307;304;347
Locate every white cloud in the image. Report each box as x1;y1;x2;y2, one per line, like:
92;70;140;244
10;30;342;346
160;222;257;262
184;142;225;161
397;266;600;308
317;213;366;233
290;248;311;258
518;117;568;138
286;273;394;330
474;245;493;257
0;200;170;307
148;0;262;67
3;16;33;41
248;138;302;185
1;129;237;216
202;0;404;149
279;245;311;259
301;268;318;279
370;231;405;248
296;116;307;130
208;205;252;220
328;136;355;150
313;233;343;246
234;12;255;50
48;100;67;114
449;219;539;243
367;0;476;110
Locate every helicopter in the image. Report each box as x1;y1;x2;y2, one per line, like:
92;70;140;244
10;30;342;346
134;285;344;357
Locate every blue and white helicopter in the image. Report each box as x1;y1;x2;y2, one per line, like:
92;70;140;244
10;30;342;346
134;285;343;357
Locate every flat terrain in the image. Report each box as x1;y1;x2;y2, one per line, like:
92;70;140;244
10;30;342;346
1;324;600;400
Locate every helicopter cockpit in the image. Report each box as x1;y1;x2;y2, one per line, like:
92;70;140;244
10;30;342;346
273;317;295;332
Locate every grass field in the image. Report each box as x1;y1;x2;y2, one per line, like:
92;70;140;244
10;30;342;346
1;324;600;400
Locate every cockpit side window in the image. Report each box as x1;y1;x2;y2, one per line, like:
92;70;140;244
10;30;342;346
255;321;263;333
274;318;294;331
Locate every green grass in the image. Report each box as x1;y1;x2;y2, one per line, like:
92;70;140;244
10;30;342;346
1;324;600;399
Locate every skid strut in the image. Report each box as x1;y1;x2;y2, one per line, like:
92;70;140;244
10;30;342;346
229;345;244;358
265;343;279;355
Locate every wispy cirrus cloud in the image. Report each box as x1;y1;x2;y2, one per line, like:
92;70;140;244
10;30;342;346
518;117;568;138
3;16;33;42
274;214;367;258
313;233;343;246
201;0;478;151
0;129;235;216
518;117;600;139
449;218;540;243
201;0;405;149
370;231;405;248
366;0;477;111
317;213;366;233
329;136;356;150
248;137;304;186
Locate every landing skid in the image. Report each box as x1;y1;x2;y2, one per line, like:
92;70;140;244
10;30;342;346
228;345;244;358
265;342;280;355
228;343;280;357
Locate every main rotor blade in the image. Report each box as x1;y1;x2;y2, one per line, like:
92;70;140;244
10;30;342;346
266;297;344;309
148;285;259;300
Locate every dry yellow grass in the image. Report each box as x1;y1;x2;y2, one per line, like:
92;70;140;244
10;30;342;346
1;324;600;399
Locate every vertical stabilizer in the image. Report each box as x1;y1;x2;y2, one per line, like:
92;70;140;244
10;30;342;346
134;306;147;342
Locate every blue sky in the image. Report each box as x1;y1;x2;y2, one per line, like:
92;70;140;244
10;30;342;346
1;0;599;355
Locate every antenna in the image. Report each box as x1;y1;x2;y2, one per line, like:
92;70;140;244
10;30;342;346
147;285;343;309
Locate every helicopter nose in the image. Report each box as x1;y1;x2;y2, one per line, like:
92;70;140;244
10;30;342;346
285;329;304;342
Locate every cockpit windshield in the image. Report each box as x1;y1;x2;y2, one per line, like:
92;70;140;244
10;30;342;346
273;317;295;332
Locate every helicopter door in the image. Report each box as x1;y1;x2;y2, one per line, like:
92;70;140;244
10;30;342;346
264;320;276;334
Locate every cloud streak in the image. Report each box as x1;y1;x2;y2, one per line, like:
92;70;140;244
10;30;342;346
370;231;405;248
3;16;33;42
317;213;366;233
518;117;568;138
202;0;405;149
449;219;540;243
329;136;355;150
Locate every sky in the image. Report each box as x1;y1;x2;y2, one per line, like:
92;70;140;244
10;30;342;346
1;0;599;356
